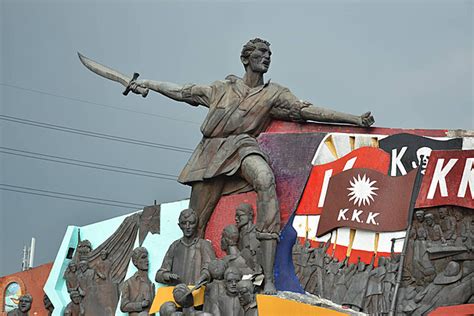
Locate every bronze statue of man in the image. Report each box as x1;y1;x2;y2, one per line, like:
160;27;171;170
237;280;258;316
64;290;84;316
86;38;374;294
156;208;216;285
120;247;155;316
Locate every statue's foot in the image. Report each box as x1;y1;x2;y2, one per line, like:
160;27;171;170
263;281;277;295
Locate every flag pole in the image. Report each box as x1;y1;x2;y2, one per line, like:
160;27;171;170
332;229;338;256
388;168;423;316
305;215;309;242
374;232;380;256
346;229;356;258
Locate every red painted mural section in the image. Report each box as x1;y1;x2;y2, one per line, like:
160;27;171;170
416;150;474;209
266;120;449;137
428;304;474;315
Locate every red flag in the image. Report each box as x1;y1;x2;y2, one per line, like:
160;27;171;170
296;147;390;216
316;168;417;237
416;150;474;209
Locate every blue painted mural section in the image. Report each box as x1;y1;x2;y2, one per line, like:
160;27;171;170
274;213;304;293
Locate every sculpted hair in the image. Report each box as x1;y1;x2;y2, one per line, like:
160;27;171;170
240;38;271;64
237;279;254;292
179;208;197;222
224;266;242;280
236;203;254;220
221;224;239;251
20;294;33;302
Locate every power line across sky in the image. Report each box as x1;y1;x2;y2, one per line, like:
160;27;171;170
0;82;201;125
0;183;145;209
0;114;195;154
0;146;179;181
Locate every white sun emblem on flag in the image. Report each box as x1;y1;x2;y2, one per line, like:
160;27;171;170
347;174;379;207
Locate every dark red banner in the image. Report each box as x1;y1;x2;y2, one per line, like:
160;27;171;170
416;150;474;209
316;168;417;237
296;147;390;216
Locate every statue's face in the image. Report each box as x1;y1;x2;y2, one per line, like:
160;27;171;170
18;296;32;312
247;42;271;74
225;272;241;295
237;283;253;306
439;208;447;218
100;251;108;260
71;293;82;304
235;209;250;228
79;261;88;272
179;214;198;238
69;263;77;272
134;251;149;271
415;211;424;222
426;217;434;226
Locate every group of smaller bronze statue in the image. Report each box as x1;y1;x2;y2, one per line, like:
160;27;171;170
155;204;260;316
292;205;474;315
61;204;260;315
293;236;400;314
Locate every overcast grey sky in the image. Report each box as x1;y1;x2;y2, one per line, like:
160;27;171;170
1;0;472;276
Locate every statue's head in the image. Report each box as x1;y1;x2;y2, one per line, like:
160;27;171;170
235;203;254;228
425;213;434;226
159;301;178;316
78;260;89;272
237;279;255;307
454;208;463;221
173;284;194;308
378;257;387;267
178;208;198;239
100;249;108;260
43;294;53;311
439;207;448;219
324;255;331;264
18;294;32;312
240;38;271;74
70;290;82;304
221;224;240;253
224;266;242;296
415;210;425;222
131;247;149;271
68;261;77;272
208;259;226;280
77;240;92;252
357;261;366;271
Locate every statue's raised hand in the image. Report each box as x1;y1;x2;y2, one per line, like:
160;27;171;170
359;111;375;127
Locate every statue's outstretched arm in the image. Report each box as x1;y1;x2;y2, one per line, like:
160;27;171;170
301;105;375;127
130;80;212;106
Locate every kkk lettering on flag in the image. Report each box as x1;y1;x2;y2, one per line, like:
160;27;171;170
316;168;417;237
296;147;390;216
379;133;462;176
416;150;473;209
